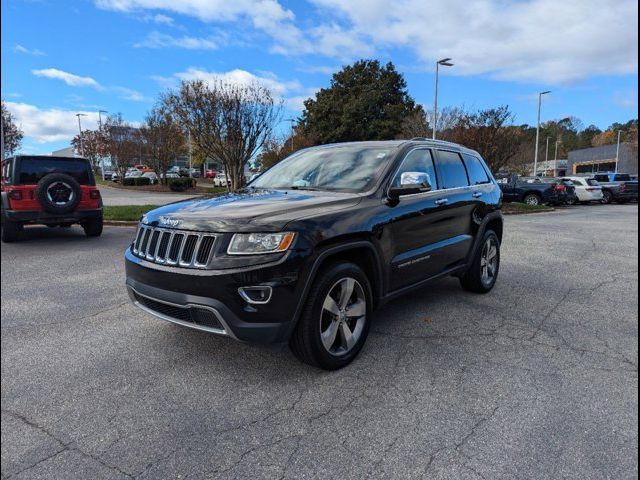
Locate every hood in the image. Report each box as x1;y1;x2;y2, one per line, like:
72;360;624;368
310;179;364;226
143;189;361;232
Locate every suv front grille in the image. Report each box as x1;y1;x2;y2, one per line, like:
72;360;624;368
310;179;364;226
132;225;216;268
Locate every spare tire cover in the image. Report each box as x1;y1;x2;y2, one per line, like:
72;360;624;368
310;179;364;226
36;173;82;214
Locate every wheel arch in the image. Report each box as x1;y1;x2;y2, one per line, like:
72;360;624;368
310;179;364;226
289;241;384;337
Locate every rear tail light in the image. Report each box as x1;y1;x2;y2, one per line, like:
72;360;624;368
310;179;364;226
620;183;626;191
89;190;101;200
8;190;22;200
552;184;566;192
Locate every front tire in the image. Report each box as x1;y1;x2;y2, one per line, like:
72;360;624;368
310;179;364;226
289;262;372;370
460;230;500;294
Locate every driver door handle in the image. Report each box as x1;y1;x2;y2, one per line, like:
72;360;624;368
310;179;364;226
472;191;483;198
434;198;449;206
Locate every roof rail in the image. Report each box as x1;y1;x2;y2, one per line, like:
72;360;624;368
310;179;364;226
409;137;462;147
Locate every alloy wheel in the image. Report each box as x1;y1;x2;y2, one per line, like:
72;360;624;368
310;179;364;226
480;237;498;287
320;277;366;356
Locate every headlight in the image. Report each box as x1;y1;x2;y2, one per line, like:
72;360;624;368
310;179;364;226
227;232;296;255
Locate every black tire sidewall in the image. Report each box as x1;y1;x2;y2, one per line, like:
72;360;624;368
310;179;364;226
295;262;373;370
524;194;541;206
36;173;82;214
461;230;500;293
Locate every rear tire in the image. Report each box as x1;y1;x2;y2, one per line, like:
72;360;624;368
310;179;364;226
523;193;541;206
289;262;372;370
1;214;22;243
82;216;103;237
460;230;500;294
601;190;613;204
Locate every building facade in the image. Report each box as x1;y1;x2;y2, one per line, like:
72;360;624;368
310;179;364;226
567;143;638;175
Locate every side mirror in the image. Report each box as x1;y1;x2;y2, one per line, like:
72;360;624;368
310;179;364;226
389;171;432;198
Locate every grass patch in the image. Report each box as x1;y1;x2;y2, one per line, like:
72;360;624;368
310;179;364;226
502;202;554;214
204;186;229;195
103;205;159;221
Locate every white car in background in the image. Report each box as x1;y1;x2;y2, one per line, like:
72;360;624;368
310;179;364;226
142;172;158;184
212;173;230;187
561;176;603;204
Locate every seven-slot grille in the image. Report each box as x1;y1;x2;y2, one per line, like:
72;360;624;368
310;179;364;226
132;225;216;268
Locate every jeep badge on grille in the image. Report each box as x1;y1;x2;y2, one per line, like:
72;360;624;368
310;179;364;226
159;216;181;227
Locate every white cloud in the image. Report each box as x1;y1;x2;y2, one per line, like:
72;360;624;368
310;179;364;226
32;68;102;88
149;13;174;25
174;67;301;97
14;44;45;56
157;67;312;112
111;86;149;101
95;0;637;84
5;102;100;143
135;31;220;50
307;0;638;83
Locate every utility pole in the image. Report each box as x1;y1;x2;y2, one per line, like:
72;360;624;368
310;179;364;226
533;90;551;176
98;110;108;180
432;58;454;140
554;139;559;161
615;130;622;173
545;136;551;163
75;113;88;157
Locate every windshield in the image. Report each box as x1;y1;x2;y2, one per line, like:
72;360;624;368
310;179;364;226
250;145;396;192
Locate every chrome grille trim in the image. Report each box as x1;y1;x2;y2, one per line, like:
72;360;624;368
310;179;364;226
132;225;216;269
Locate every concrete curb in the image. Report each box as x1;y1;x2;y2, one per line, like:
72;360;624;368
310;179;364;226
502;207;555;215
104;220;138;227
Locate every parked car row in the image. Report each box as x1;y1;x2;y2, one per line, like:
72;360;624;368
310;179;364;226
497;173;638;206
107;165;205;183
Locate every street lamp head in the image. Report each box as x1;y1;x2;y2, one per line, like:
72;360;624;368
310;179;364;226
540;90;551;96
438;58;454;66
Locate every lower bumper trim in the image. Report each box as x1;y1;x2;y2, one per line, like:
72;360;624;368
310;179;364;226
127;286;236;339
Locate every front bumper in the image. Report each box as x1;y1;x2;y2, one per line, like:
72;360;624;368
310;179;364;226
125;248;305;343
5;209;102;224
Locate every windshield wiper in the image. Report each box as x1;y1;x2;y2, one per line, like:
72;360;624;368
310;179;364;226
288;185;324;191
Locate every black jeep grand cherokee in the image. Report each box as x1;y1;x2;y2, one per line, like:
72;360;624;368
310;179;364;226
125;139;503;369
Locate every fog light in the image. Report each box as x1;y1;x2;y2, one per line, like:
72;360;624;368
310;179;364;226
238;286;272;305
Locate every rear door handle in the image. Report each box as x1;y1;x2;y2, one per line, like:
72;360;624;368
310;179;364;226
472;191;483;198
434;198;449;206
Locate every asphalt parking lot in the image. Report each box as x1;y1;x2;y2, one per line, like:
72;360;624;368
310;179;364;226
1;205;638;479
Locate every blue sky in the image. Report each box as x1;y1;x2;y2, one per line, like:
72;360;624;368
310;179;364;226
1;0;638;155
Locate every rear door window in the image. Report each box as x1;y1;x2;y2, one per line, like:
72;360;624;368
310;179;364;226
16;157;93;185
461;154;490;185
436;150;469;189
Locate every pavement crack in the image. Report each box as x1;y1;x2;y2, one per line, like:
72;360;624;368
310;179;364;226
2;409;134;479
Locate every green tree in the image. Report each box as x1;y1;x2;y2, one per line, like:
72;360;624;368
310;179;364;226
301;60;421;143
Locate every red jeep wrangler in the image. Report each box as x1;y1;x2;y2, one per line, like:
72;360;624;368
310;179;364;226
1;155;103;243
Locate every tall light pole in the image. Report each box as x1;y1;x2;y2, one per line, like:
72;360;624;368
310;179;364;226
615;130;622;173
75;113;88;157
545;136;551;166
432;58;454;140
285;118;295;152
533;90;551;176
188;130;192;178
554;139;559;161
98;110;108;180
